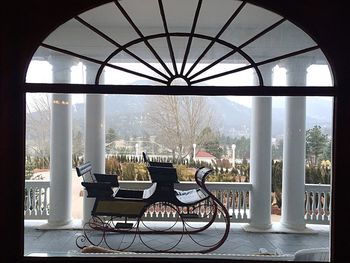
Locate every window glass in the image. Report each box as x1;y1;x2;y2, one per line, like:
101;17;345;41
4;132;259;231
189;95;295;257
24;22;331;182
44;19;116;61
26;0;333;87
241;21;317;63
220;2;283;47
25;93;332;259
24;0;334;259
79;2;140;45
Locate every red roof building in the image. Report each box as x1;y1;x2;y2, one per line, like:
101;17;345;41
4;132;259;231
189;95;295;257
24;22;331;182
194;150;216;164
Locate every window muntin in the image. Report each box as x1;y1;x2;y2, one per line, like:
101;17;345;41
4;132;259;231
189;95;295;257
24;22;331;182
25;0;334;87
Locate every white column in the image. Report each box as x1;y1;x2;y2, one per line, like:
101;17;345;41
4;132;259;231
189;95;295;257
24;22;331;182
245;97;272;231
83;64;105;224
244;64;274;232
231;144;236;168
281;97;306;230
47;56;75;226
281;61;309;231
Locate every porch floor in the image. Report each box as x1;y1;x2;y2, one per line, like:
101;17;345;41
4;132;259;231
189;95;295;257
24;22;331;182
24;220;329;260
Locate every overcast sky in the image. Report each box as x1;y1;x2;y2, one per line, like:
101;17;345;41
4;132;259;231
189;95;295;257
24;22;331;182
26;62;332;109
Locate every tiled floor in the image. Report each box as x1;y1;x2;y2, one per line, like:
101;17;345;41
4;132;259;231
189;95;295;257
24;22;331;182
24;220;330;260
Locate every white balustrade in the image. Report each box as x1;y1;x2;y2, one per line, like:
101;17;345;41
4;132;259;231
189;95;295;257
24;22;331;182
304;184;331;225
24;180;331;225
24;180;50;219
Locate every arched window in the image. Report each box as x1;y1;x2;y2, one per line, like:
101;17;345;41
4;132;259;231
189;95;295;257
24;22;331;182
26;0;333;89
24;0;334;260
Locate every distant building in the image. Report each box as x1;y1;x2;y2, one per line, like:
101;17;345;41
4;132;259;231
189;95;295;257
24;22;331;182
194;150;216;164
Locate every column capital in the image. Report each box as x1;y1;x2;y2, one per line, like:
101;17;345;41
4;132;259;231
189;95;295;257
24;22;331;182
259;62;278;86
282;59;312;86
48;54;79;83
48;54;79;68
84;62;104;84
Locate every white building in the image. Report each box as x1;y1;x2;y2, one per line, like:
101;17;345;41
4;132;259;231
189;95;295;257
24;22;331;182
194;150;216;164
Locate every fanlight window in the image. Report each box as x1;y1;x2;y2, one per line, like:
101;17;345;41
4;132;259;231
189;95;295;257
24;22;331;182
27;0;333;87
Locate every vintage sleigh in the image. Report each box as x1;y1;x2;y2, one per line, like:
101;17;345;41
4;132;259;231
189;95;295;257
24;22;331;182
75;153;230;253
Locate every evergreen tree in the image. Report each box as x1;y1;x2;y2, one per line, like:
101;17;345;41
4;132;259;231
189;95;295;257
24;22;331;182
306;125;329;166
271;160;283;208
198;127;223;159
232;136;250;159
106;128;118;154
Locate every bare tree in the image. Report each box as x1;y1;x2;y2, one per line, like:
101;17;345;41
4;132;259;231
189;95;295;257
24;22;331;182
26;94;51;158
145;95;214;161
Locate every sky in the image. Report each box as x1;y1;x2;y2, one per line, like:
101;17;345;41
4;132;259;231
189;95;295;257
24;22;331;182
26;62;333;109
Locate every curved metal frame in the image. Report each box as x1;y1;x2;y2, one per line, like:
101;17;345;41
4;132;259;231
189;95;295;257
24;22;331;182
39;0;321;88
76;166;231;253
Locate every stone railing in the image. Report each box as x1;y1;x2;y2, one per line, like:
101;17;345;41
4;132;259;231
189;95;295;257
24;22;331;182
304;184;331;225
23;180;251;222
24;180;50;219
24;181;331;225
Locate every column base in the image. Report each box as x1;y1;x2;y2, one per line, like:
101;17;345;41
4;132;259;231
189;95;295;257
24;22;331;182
243;223;317;234
243;223;272;232
37;219;83;230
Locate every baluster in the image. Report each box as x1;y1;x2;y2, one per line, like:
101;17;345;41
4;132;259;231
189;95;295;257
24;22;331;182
43;187;48;216
322;191;327;222
27;188;31;216
167;203;171;219
177;206;182;218
24;187;28;216
47;187;51;216
229;190;233;219
328;191;331;222
28;187;33;216
149;204;155;219
218;190;221;201
197;201;201;218
172;205;176;219
151;203;156;218
161;203;165;218
305;191;311;221
303;191;306;220
206;198;211;218
34;187;38;216
242;190;247;220
25;187;29;217
311;191;316;221
225;190;230;214
316;191;321;221
26;187;30;216
164;203;168;219
232;191;236;221
38;187;43;216
159;203;163;218
237;191;242;220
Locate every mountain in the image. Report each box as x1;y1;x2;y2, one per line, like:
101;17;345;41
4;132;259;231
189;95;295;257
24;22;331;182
71;95;332;138
207;97;250;136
